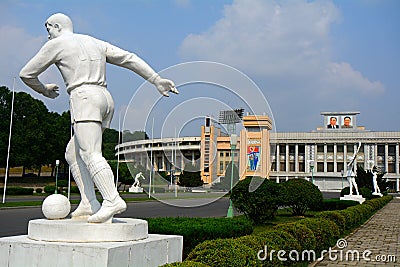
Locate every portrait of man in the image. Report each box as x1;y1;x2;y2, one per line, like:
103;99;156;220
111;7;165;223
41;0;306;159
342;116;353;128
327;116;339;129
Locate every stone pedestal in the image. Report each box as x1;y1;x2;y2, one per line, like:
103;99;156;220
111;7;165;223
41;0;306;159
28;218;148;242
340;194;366;204
0;218;183;267
129;186;144;193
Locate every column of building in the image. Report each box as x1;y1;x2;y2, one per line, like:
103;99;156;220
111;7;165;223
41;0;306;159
295;144;299;173
396;143;399;191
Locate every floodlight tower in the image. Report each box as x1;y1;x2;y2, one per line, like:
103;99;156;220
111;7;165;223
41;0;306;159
218;108;244;218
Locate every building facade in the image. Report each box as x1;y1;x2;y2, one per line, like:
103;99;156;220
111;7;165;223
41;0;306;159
116;112;400;192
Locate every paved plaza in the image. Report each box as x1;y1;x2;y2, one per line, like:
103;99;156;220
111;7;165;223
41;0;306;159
313;197;400;267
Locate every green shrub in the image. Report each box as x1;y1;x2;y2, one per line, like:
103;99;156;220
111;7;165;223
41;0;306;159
363;195;393;210
57;180;68;187
35;188;43;194
70;186;80;194
338;204;371;230
273;223;316;251
281;179;323;216
344;206;363;226
359;187;373;200
312;198;358;211
44;185;56;194
314;211;346;234
296;218;340;253
340;186;350;196
254;229;302;266
146;216;252;258
236;235;286;267
0;187;34;195
338;209;357;230
236;235;284;266
230;177;284;223
161;260;210;267
186;238;261;267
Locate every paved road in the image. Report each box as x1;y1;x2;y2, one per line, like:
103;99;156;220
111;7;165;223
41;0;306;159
0;197;232;238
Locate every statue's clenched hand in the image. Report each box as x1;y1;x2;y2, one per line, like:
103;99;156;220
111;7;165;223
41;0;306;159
43;84;60;99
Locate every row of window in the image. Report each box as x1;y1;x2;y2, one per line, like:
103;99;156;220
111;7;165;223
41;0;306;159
271;161;398;173
275;144;397;156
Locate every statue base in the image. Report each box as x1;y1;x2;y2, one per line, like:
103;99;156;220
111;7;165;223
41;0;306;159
0;218;182;267
340;194;366;204
129;186;144;193
28;218;148;242
372;192;383;197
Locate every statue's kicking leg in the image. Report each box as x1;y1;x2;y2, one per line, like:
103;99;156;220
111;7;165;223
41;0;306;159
66;137;101;220
352;179;359;195
74;121;126;223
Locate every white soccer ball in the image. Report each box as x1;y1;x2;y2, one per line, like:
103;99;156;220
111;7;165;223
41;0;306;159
42;194;71;220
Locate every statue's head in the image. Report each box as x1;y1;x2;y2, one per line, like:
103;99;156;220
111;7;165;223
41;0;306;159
45;13;73;40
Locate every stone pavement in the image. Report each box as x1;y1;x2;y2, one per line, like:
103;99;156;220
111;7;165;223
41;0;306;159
312;197;400;267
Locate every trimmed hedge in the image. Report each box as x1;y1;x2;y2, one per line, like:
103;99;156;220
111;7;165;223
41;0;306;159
273;223;316;251
171;196;394;266
186;238;261;267
314;211;346;234
328;195;393;230
236;235;285;267
296;218;340;253
0;187;34;195
312;198;358;211
161;261;210;267
146;216;253;258
70;186;80;194
255;229;301;253
44;185;56;194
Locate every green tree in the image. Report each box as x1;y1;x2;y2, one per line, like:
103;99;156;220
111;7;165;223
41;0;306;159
11;92;49;173
356;165;389;192
0;86;72;177
102;128;119;160
281;178;323;216
122;130;148;142
211;162;239;191
0;86;13;167
178;163;203;187
230;177;284;223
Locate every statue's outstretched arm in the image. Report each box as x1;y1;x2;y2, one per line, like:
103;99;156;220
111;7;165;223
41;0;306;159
105;42;178;96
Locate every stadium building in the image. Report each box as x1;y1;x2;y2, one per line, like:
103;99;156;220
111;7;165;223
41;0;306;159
116;111;400;192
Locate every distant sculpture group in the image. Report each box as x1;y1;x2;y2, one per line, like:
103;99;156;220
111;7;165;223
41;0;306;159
20;13;178;223
344;142;383;198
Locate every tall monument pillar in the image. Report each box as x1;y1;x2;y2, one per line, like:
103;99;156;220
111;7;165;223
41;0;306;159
239;115;273;179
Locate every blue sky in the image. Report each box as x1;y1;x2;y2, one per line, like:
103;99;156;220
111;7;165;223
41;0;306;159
0;0;399;134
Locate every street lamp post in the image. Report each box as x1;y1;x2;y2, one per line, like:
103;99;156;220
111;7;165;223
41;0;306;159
218;108;244;218
341;170;344;189
310;160;315;184
227;134;237;218
54;160;60;194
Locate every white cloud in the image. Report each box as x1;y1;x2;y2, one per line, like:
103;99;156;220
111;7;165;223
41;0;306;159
179;0;384;98
0;25;69;112
0;26;44;82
